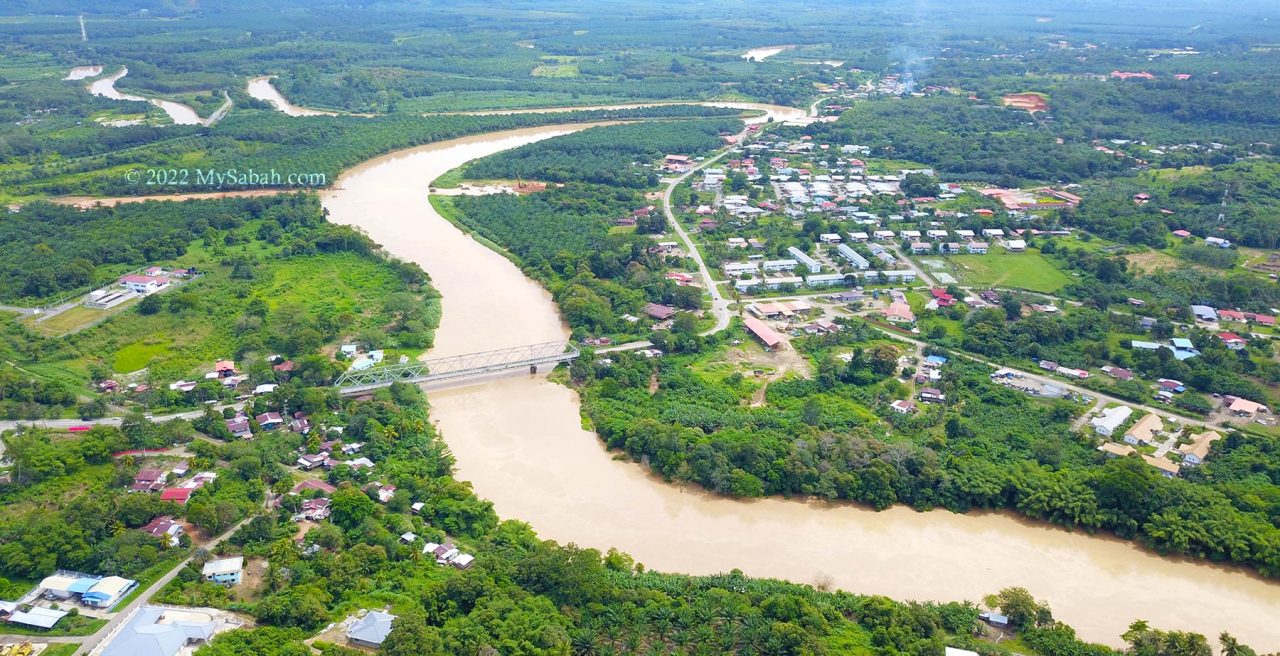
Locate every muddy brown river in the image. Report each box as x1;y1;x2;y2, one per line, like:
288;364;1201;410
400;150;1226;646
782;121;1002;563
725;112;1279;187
315;122;1280;650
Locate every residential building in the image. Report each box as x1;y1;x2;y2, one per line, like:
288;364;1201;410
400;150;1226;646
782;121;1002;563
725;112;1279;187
1124;413;1164;446
1218;332;1247;350
347;611;397;648
787;246;822;273
1097;442;1136;458
884;301;914;324
644;303;677;320
835;244;869;269
256;412;283;429
1178;430;1222;466
919;388;946;403
1143;454;1181;478
1090;406;1133;437
140;516;184;546
202;557;244;586
297;498;332;521
131;469;168;493
1228;397;1266;418
1005;239;1026;252
1190;305;1218;322
100;605;218;656
722;262;759;276
890;399;916;414
967;242;989;254
805;273;847;287
762;258;799;272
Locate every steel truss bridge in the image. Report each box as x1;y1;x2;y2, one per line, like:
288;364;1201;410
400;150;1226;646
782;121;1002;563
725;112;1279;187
335;340;579;395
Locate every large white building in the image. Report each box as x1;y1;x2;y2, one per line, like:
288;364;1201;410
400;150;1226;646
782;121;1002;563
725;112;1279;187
786;246;822;273
836;244;870;269
1090;406;1133;437
722;262;759;276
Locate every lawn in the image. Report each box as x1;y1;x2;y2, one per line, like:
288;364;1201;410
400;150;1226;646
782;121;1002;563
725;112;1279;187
113;338;175;373
941;248;1071;293
29;304;115;336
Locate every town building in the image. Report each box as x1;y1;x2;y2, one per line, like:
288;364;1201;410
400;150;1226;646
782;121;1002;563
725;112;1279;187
742;316;784;350
786;246;822;273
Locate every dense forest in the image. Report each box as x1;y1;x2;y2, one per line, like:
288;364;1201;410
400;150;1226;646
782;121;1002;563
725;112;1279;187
578;323;1280;578
6;384;1261;655
794;96;1127;185
446;184;700;339
1065;161;1280;249
463;119;742;188
0;104;741;197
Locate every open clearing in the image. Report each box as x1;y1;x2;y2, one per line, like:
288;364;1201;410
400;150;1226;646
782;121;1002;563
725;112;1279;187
941;248;1071;293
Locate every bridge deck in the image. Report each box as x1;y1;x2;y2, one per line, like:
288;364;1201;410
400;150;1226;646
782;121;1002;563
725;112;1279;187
335;340;579;394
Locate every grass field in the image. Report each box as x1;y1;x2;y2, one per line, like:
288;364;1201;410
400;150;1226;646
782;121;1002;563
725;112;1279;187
531;63;580;77
113;337;174;373
941;247;1071;293
29;305;111;336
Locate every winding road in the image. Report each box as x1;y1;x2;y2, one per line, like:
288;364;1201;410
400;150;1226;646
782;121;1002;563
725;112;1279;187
7;83;1280;650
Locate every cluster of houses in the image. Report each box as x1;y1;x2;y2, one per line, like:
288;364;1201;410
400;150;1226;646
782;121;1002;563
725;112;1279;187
129;464;217;505
224;408;313;440
1189;304;1276;334
295;438;372;473
1092;406;1226;478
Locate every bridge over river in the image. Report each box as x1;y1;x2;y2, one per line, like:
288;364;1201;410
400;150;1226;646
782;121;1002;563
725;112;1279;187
334;340;580;395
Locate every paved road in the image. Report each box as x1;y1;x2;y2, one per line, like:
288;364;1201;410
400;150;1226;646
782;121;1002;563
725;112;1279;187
858;319;1242;435
72;516;252;656
663;152;734;337
0;515;252;654
0;402;244;433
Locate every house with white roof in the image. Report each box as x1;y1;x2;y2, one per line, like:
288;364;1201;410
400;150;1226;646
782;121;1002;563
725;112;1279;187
1090;406;1133;437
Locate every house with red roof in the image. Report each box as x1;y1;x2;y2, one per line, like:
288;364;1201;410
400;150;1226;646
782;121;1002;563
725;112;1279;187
1218;332;1247;350
644;303;677;321
292;479;337;495
159;488;193;504
1171;229;1192;238
140;516;184;546
1244;312;1276;326
1218;309;1246;323
929;288;956;307
130;469;168;493
120;274;171;295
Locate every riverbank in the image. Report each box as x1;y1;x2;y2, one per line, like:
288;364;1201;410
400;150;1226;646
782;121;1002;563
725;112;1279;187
317;122;1280;650
85;67;207;126
26;115;1280;650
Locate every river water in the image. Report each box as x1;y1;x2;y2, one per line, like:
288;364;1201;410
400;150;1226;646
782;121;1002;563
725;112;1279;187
245;73;806;125
316;122;1280;650
86;67;203;126
64;65;103;81
743;46;792;61
245;76;338;116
